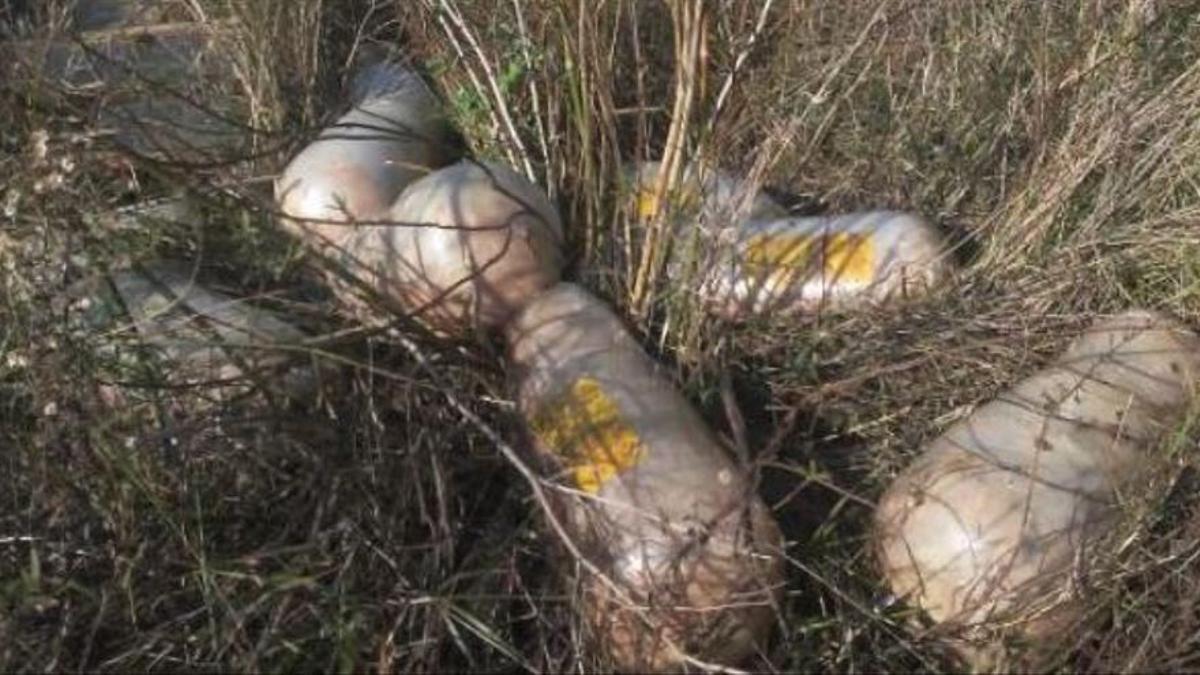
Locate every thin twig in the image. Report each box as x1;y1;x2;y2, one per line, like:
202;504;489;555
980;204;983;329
705;0;775;136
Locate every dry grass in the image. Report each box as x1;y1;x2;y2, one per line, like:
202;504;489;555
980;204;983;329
3;0;1200;671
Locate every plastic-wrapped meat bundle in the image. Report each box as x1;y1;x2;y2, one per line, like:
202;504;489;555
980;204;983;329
874;310;1200;664
625;161;787;225
276;59;461;235
86;262;320;402
703;211;951;319
277;62;563;334
377;160;564;334
506;283;782;671
7;7;243;159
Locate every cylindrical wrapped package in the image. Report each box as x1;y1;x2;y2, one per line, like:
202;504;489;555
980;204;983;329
703;211;950;319
10;7;243;159
505;283;783;671
275;60;460;244
71;0;175;31
626;161;787;224
86;262;320;401
330;160;563;334
873;310;1200;655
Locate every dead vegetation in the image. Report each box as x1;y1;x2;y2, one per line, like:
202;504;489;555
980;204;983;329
3;0;1200;671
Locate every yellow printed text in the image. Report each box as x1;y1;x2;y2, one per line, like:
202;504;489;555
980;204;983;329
634;185;701;220
529;377;644;494
743;231;875;285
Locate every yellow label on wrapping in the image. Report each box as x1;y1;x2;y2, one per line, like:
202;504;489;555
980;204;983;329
743;231;875;284
635;189;661;220
529;377;644;494
634;185;700;220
